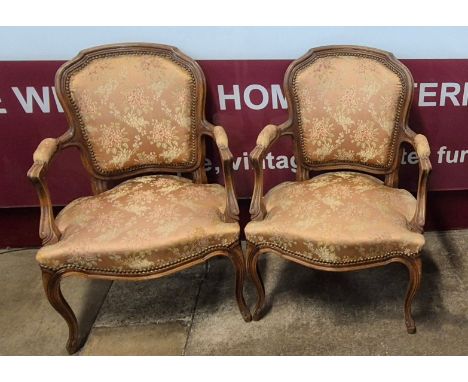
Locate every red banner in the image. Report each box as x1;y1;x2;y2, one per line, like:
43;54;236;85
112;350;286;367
1;59;468;207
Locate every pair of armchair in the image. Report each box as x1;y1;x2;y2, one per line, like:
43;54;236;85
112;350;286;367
28;43;431;354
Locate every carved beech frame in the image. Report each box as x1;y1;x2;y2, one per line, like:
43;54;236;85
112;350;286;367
27;43;251;354
248;45;432;333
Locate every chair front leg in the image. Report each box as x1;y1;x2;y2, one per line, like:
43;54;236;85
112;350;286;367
227;244;252;322
404;257;422;334
246;242;265;321
394;256;422;333
41;268;81;354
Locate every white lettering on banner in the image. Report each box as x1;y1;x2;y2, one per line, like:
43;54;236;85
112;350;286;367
203;146;467;174
271;84;288;109
232;155;242;171
416;82;468;107
205;152;298;174
12;86;50;113
218;84;288;110
7;82;468;114
418;83;438;107
11;86;64;113
262;153;297;173
0;97;7;114
232;152;251;171
401;148;420;165
219;82;468;110
204;158;218;174
437;146;468;164
440;83;461;106
244;84;269;110
218;85;241;110
51;87;64;113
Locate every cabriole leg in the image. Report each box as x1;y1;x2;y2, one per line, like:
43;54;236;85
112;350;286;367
246;243;265;321
41;268;81;354
228;245;252;322
401;257;422;334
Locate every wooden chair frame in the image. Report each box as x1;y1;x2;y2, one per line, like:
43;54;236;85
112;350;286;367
28;43;251;354
247;45;432;333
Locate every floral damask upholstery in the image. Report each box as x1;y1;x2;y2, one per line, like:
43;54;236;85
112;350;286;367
247;46;430;332
68;54;196;174
293;55;403;168
29;44;253;355
36;175;239;272
245;172;424;265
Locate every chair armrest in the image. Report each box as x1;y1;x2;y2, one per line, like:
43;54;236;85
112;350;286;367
249;124;283;221
27;138;61;245
212;125;239;223
413;134;431;160
404;128;432;233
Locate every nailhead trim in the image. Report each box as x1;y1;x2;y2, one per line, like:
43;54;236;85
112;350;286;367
40;240;238;275
64;49;199;176
291;51;408;171
250;240;419;266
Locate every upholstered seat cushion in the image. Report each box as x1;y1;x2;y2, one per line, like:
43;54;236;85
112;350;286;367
245;172;424;265
36;175;239;273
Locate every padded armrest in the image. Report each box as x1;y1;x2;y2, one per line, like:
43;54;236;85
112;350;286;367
33;138;58;165
213;125;229;148
414;134;430;159
256;124;280;148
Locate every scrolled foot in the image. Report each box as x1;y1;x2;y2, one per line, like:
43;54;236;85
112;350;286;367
252;310;263;322
66;336;82;355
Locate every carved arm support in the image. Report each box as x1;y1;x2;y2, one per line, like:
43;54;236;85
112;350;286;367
249;123;287;221
27;138;61;245
212;125;240;222
404;128;432;233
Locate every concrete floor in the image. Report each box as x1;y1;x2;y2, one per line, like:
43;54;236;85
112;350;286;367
1;230;467;355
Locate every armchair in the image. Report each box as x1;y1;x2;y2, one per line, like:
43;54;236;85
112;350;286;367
245;45;431;333
28;43;251;354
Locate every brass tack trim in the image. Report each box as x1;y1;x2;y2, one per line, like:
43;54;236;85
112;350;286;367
249;240;419;266
39;240;238;275
65;49;199;176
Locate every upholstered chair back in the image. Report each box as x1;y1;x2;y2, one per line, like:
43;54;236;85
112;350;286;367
58;45;201;176
289;47;412;171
